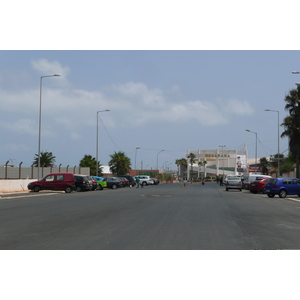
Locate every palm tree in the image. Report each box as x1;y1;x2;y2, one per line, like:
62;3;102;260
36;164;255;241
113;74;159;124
79;154;102;176
259;157;269;175
281;85;300;178
198;160;207;179
269;154;284;176
175;158;187;180
187;152;196;180
109;151;131;175
33;151;56;167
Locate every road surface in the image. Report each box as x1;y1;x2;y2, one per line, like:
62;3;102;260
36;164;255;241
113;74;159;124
1;182;300;249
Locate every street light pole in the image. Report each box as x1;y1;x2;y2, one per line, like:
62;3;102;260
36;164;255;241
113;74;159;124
219;145;226;177
156;149;164;179
134;147;141;176
246;129;258;174
38;74;61;179
96;110;110;176
265;109;280;176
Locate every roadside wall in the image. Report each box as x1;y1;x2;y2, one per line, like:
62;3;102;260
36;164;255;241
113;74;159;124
0;179;33;193
0;166;90;179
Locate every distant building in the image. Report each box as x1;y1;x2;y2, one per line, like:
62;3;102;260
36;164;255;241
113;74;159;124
181;145;248;180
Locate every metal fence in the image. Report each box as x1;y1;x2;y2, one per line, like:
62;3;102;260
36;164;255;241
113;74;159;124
0;164;90;179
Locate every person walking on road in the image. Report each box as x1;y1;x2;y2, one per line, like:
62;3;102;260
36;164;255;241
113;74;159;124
220;177;223;186
135;177;140;188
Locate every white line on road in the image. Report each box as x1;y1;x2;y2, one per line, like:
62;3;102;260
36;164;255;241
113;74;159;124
0;193;61;200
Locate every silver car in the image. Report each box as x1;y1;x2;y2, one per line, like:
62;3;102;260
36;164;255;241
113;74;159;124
225;177;242;191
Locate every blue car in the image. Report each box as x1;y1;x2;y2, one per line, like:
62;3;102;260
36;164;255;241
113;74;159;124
263;177;300;198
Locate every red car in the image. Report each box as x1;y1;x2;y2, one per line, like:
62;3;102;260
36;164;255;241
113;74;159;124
249;178;270;194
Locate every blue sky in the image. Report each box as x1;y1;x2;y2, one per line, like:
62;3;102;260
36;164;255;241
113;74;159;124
1;50;299;170
2;1;300;172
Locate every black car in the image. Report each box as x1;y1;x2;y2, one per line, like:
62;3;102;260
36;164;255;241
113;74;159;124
117;175;136;187
103;177;122;189
74;175;92;192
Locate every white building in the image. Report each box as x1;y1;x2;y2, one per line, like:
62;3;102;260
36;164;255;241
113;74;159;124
181;145;248;180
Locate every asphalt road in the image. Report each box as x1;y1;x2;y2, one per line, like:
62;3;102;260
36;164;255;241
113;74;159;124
2;182;300;250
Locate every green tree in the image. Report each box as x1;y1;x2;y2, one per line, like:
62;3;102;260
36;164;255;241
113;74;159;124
33;151;56;167
280;154;295;175
259;157;269;175
109;151;131;175
269;153;285;176
79;154;102;176
281;85;300;178
175;158;187;180
187;152;196;180
198;160;207;178
175;158;187;167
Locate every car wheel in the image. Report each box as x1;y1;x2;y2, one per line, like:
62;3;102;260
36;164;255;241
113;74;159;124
65;186;72;193
267;193;275;198
239;189;242;191
33;186;41;192
226;188;228;191
111;184;117;189
279;190;287;198
97;184;103;190
76;186;82;192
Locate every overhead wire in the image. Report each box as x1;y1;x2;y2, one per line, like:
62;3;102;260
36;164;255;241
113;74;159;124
98;115;123;152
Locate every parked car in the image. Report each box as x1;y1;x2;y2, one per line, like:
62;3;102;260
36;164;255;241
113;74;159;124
117;175;136;187
225;176;242;191
103;177;122;189
122;177;130;187
151;178;160;185
243;175;271;190
93;176;107;190
264;177;300;198
135;175;154;186
242;178;250;190
117;177;127;187
87;176;98;190
74;175;92;192
249;178;270;194
248;174;271;183
28;172;76;193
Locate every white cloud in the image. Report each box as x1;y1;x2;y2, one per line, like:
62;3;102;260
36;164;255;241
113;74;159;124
111;82;166;108
0;61;255;139
221;98;254;115
31;58;70;77
30;59;70;88
0;119;55;137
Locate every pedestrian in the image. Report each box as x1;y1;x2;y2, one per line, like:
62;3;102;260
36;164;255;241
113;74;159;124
220;177;223;186
135;176;140;188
